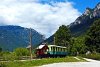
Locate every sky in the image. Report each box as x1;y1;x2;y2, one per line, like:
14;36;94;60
0;0;99;38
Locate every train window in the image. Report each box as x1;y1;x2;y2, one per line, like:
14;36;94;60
62;48;63;51
55;47;56;51
56;47;57;51
53;47;55;51
57;47;58;51
59;47;60;51
53;47;56;51
63;48;64;52
58;47;59;51
51;47;52;51
59;48;61;51
61;48;63;52
51;47;54;51
64;48;66;52
65;49;67;52
60;48;62;51
63;48;65;52
61;48;62;51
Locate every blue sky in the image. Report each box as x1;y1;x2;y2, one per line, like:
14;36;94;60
0;0;99;38
68;0;100;13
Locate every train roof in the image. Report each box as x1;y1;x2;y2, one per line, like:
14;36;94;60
36;44;67;49
37;45;45;49
48;45;67;48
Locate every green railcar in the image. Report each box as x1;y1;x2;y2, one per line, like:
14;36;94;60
47;45;67;57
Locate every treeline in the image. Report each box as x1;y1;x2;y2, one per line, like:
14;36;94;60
54;19;100;55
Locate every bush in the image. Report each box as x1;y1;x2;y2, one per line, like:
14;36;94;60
0;62;7;67
14;48;30;57
2;52;18;61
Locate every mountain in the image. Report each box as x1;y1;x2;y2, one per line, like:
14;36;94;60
69;2;100;36
0;25;44;51
43;2;100;44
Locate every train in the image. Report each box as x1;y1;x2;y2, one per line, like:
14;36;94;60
35;43;68;58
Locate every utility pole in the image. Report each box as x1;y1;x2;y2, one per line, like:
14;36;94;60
29;28;32;60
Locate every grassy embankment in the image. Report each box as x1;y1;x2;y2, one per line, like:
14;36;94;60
81;53;100;60
0;56;86;67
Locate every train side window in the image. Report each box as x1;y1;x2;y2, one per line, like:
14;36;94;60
61;48;62;51
54;47;56;51
56;47;57;51
65;49;67;52
59;48;61;51
51;47;54;51
63;48;64;52
64;48;65;52
53;47;55;51
61;48;63;52
51;47;52;51
60;48;61;51
65;48;66;52
59;47;60;51
58;47;59;51
57;47;58;51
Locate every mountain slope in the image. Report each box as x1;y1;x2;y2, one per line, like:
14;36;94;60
43;2;100;44
0;25;44;51
69;2;100;36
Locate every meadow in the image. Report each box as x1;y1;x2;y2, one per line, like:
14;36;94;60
0;56;86;67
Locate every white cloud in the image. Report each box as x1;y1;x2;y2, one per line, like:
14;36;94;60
0;0;81;38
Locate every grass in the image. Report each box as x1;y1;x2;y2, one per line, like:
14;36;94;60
0;56;86;67
81;53;100;60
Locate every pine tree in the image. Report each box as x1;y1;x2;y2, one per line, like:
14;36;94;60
54;25;71;47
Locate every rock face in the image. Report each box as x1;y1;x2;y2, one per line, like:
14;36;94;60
69;2;100;36
93;3;100;17
0;25;44;51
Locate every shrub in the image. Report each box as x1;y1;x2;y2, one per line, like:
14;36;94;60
0;62;7;67
2;52;18;61
14;48;30;56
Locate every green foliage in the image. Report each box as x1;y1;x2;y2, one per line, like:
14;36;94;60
70;36;87;55
14;48;30;56
0;48;30;61
55;25;71;47
2;52;18;61
85;19;100;53
1;51;10;56
0;62;7;67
